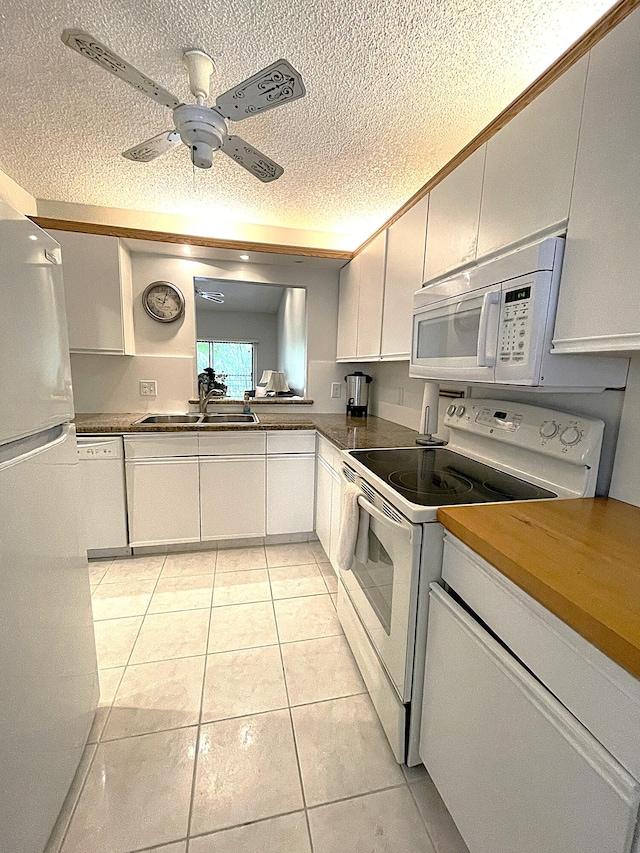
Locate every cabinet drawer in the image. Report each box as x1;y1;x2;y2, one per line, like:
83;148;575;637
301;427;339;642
198;431;266;456
421;585;640;853
266;431;316;454
442;533;640;779
124;433;199;459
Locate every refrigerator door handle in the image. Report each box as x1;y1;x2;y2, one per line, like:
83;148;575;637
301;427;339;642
0;423;71;469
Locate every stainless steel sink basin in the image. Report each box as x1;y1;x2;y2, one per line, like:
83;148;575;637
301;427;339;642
136;414;202;424
201;413;259;424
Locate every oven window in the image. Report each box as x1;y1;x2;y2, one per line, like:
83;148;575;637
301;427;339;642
352;526;394;635
416;304;482;359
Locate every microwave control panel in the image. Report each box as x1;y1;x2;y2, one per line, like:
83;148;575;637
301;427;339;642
498;283;532;365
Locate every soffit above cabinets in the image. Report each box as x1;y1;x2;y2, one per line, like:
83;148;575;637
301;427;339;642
0;0;617;248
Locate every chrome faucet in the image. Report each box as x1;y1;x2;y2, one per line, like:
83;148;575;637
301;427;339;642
199;385;219;414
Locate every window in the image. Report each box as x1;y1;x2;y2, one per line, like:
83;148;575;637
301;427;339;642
197;340;255;398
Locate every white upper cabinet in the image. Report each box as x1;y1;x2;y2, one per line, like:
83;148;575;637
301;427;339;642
336;253;361;360
356;230;388;358
554;8;640;354
381;195;429;359
477;56;588;259
51;229;135;355
424;145;486;282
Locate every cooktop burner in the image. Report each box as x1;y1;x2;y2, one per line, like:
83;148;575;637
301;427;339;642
348;447;556;507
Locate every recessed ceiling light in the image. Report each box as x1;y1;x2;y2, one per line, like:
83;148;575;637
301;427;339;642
182;245;192;255
28;234;38;241
239;254;249;261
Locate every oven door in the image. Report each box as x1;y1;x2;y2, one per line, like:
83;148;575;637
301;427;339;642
410;283;501;382
339;489;422;702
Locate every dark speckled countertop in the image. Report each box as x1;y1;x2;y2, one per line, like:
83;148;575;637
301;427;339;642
74;412;420;451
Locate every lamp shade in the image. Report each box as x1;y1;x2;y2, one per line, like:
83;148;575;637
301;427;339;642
258;370;290;393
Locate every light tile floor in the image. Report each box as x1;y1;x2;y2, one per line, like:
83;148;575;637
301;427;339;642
56;543;469;853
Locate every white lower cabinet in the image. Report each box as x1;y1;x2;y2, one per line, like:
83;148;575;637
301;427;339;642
421;536;640;853
267;454;315;535
328;466;342;569
315;456;333;555
125;457;200;547
200;456;266;540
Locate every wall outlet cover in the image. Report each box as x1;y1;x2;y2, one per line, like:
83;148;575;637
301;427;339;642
140;380;158;397
331;382;342;398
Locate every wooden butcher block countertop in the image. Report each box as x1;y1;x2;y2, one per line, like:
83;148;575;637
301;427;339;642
437;497;640;679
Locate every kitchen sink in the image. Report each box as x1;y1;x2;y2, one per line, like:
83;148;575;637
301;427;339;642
201;413;259;424
135;414;202;424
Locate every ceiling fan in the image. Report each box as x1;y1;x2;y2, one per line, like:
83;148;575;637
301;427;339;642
61;29;306;182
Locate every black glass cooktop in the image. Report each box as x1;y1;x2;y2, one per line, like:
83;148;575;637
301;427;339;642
348;447;556;507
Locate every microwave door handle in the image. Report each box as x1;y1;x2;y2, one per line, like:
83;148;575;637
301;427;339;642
356;495;414;542
477;291;500;367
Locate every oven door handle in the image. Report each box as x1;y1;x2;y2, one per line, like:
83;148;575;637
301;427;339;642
477;290;500;367
357;495;414;542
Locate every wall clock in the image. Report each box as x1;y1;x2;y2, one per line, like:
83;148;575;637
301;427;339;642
142;281;185;323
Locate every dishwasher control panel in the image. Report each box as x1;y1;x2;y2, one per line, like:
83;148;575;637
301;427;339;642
77;439;123;460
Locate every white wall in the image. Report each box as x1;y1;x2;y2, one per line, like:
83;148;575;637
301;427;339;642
277;288;307;394
36;199;354;251
0;166;37;215
609;357;640;506
71;246;351;413
197;309;278;384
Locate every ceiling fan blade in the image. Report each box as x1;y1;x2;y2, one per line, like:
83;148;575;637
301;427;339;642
222;136;284;184
221;136;284;182
61;29;182;110
122;131;181;163
215;59;306;121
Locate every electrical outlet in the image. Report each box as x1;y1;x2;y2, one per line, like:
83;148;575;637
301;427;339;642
331;382;342;399
397;387;404;405
139;380;157;397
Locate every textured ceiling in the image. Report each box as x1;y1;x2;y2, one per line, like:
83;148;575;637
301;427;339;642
0;0;616;246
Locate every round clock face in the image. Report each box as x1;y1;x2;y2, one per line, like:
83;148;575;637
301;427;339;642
142;281;185;323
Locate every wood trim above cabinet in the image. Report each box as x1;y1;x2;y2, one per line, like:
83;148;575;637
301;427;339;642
30;217;354;261
354;0;640;258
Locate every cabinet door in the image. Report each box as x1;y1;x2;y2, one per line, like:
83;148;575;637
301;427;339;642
423;145;486;282
315;457;333;556
421;586;640;853
478;56;587;259
554;9;640;353
200;456;265;539
51;230;134;355
329;468;342;571
267;454;315;535
337;256;360;360
356;230;387;358
126;458;200;547
381;196;429;358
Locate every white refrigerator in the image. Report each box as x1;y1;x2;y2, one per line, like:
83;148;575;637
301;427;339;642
0;200;98;851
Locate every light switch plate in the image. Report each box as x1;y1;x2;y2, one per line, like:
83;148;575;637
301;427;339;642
140;380;157;397
331;382;342;398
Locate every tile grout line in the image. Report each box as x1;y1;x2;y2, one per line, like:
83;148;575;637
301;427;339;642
268;570;316;853
184;545;223;853
60;552;170;851
407;780;444;853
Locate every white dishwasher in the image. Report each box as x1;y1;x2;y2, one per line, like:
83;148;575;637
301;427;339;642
77;434;129;554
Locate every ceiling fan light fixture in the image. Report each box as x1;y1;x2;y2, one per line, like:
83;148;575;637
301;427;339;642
197;289;225;303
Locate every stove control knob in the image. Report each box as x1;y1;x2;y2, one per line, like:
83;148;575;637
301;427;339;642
456;405;466;417
539;420;559;439
446;404;456;416
560;426;582;447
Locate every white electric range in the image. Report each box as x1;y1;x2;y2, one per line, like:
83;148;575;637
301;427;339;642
336;399;605;766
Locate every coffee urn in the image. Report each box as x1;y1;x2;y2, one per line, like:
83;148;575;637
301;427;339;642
345;371;372;417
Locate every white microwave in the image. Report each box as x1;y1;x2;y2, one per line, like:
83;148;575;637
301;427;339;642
410;237;628;389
